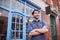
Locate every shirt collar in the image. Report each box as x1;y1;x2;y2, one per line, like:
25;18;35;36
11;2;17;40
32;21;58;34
33;20;40;22
33;19;40;22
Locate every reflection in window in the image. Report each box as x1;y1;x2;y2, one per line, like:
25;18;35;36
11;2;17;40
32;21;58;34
26;5;34;15
16;24;19;30
12;17;15;22
20;24;23;31
16;32;19;39
12;23;15;30
12;0;17;11
11;14;23;39
30;8;34;15
4;0;10;8
26;6;29;14
20;3;24;13
16;18;19;23
11;31;23;39
20;32;23;39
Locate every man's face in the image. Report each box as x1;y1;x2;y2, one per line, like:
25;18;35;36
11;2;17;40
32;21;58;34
33;11;40;19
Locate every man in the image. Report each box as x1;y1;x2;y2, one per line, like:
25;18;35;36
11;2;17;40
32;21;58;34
28;9;48;40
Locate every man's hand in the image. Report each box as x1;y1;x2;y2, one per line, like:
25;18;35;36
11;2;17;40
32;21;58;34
42;26;48;32
29;26;48;36
29;29;40;36
37;26;48;33
33;26;48;33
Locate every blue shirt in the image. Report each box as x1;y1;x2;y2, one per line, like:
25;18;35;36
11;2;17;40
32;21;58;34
28;20;48;40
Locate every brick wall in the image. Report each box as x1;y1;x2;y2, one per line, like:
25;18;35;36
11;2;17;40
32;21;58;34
42;11;52;40
46;0;51;5
42;10;60;40
55;16;60;40
46;0;60;40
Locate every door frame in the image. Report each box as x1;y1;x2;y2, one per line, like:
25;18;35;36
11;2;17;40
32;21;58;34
6;12;26;40
50;15;57;40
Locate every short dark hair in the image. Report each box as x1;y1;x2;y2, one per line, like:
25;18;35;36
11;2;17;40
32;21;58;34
32;9;39;15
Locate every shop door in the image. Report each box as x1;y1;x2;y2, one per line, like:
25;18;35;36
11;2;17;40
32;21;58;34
50;15;57;40
6;12;26;40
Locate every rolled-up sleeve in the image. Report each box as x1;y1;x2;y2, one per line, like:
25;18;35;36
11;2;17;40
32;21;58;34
28;22;32;33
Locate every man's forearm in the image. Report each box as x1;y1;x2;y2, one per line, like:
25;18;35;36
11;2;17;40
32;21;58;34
29;31;40;36
36;26;48;33
41;26;48;33
29;29;40;36
39;29;48;33
29;26;48;36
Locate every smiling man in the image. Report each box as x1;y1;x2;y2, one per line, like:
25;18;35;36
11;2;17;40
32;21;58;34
28;9;48;40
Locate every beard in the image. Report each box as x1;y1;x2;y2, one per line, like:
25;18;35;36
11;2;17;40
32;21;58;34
34;16;39;20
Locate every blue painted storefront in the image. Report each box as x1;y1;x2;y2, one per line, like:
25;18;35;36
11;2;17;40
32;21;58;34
0;0;42;40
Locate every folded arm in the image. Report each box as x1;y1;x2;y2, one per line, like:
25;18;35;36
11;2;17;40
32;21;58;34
37;26;48;33
29;26;48;36
29;29;40;36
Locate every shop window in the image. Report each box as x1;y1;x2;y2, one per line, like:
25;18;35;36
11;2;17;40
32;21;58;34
30;8;34;15
11;14;23;39
21;3;24;13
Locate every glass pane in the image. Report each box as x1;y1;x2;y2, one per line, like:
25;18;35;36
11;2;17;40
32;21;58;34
26;6;29;14
20;32;23;39
12;0;17;10
12;0;25;12
16;32;19;39
11;32;14;39
16;15;20;23
30;8;34;15
12;23;15;30
11;32;23;39
17;18;19;23
12;14;17;22
20;24;23;31
15;1;21;12
20;3;24;13
4;0;10;8
11;32;19;39
11;13;23;40
19;16;23;23
12;17;15;22
16;24;19;30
